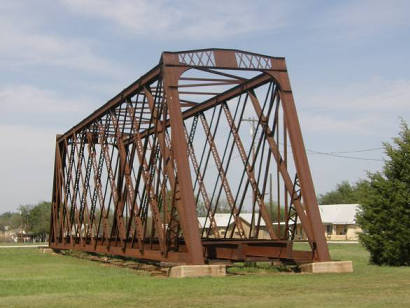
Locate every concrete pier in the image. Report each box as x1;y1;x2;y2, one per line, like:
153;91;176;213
300;261;353;273
169;264;226;278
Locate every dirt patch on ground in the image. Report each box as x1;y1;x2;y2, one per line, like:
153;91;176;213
52;249;171;277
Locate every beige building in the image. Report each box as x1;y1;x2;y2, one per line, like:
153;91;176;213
294;204;362;241
199;204;362;241
198;213;271;239
0;226;23;243
319;204;361;240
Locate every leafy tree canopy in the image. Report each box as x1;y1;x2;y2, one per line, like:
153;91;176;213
357;120;410;266
318;180;368;204
27;202;50;238
0;212;22;231
0;201;51;241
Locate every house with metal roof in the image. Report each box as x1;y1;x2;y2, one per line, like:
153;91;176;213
294;204;361;241
197;213;273;239
198;204;361;241
319;204;361;240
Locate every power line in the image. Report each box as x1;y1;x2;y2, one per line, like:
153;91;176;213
200;131;384;165
243;123;384;159
274;141;384;162
306;149;384;162
214;146;384;162
327;147;384;154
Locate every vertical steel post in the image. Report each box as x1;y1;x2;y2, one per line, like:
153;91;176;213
162;54;205;264
270;61;330;261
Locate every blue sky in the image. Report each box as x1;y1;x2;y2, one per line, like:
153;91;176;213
1;0;409;213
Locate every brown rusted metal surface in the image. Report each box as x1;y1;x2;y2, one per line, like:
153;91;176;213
50;49;330;264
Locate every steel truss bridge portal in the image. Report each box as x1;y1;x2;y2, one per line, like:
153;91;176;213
50;49;330;265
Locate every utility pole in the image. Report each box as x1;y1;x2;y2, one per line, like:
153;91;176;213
243;117;257;164
270;173;273;220
243;117;258;237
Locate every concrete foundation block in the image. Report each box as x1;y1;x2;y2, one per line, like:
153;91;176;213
300;261;353;273
40;248;54;254
169;264;226;278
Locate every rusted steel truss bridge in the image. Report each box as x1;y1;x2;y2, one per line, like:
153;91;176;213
50;49;330;265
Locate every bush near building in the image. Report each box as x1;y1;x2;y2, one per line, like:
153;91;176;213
357;121;410;266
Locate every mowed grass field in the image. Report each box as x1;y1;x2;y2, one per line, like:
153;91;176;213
0;244;409;307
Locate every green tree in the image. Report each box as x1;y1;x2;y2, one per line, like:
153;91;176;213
318;180;368;204
216;199;231;213
357;121;410;266
196;198;232;215
27;202;51;241
0;211;24;231
196;200;208;217
18;204;32;230
266;201;285;222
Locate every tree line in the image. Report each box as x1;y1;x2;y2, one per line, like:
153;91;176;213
0;201;50;242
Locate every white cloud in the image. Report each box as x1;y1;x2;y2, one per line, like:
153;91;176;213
59;0;410;43
307;77;410;111
312;0;410;39
0;6;123;75
297;77;410;135
61;0;173;34
0;84;96;129
60;0;289;40
300;113;381;135
0;85;84;113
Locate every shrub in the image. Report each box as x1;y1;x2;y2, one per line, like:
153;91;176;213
357;121;410;266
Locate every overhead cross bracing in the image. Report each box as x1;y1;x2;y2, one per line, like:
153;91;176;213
50;49;330;265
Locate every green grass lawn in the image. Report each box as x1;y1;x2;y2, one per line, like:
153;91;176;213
0;244;409;308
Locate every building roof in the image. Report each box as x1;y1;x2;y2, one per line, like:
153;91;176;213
238;213;266;226
198;204;360;228
319;204;359;224
198;213;282;228
198;214;231;228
